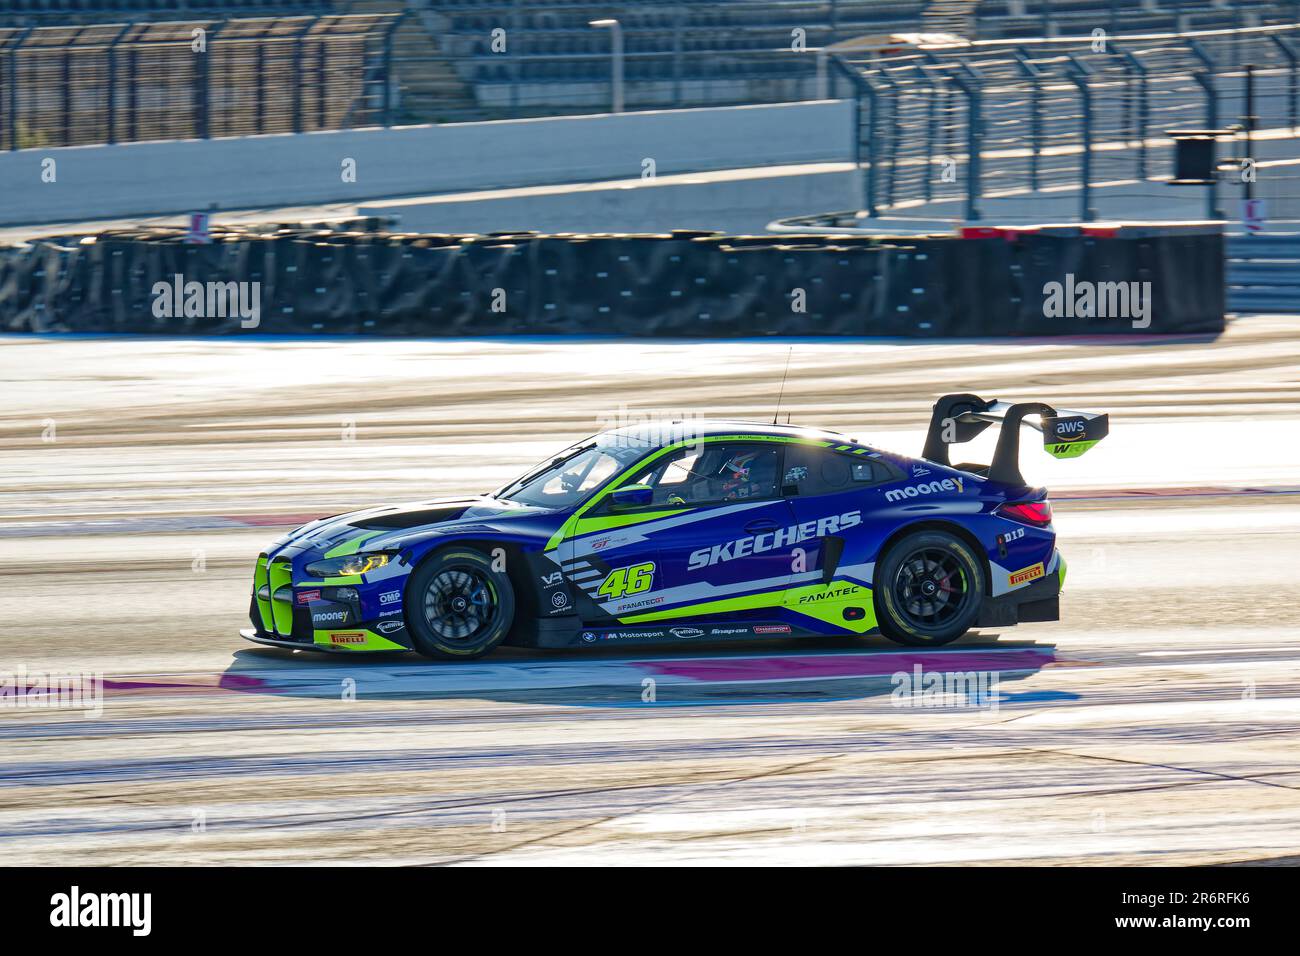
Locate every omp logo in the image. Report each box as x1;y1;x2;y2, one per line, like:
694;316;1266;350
379;590;401;605
50;886;151;936
884;477;963;503
798;584;862;604
688;511;862;570
1009;563;1045;586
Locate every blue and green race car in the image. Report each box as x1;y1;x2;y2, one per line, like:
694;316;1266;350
241;393;1108;659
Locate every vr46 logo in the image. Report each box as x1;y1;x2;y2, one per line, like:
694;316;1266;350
597;562;656;600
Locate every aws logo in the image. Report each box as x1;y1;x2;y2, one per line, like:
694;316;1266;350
1050;416;1089;441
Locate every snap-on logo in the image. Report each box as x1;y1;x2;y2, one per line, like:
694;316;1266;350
884;477;963;503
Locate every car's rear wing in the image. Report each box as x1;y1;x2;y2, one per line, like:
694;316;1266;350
921;393;1110;487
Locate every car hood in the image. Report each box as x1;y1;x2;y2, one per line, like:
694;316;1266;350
272;496;556;555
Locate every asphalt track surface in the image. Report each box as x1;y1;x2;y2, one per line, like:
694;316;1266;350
3;317;1300;865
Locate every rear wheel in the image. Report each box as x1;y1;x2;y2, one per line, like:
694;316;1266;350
405;547;514;660
875;530;984;647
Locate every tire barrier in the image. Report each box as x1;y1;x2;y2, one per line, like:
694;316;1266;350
0;225;1225;337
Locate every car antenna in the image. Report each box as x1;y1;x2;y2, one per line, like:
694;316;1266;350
772;347;794;426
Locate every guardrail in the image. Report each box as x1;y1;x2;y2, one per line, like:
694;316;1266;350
829;23;1300;220
1227;233;1300;311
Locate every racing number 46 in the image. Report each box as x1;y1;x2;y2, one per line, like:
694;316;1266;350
598;562;656;600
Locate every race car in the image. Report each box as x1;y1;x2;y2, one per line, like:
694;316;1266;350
241;394;1108;659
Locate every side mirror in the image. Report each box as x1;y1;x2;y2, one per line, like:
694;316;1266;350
609;484;653;510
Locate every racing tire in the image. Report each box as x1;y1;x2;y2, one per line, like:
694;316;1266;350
875;530;984;647
405;547;515;660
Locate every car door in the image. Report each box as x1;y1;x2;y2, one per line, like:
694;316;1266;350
778;442;902;611
626;440;798;622
553;451;670;626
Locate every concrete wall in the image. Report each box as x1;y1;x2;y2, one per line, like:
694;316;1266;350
359;163;860;235
0;100;853;227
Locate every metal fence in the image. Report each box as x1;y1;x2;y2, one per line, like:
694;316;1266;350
828;22;1300;220
0;14;403;150
7;5;1300;149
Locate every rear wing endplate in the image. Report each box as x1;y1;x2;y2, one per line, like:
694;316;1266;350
921;393;1109;487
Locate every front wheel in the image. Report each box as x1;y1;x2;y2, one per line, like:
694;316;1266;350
875;530;984;647
405;547;515;660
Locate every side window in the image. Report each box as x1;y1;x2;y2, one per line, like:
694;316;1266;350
782;446;896;496
622;443;781;506
631;448;702;500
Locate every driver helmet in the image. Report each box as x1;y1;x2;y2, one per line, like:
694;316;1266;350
720;450;766;499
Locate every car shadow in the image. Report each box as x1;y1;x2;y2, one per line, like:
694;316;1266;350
219;630;1061;708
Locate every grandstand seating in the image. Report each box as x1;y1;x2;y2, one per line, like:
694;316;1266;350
411;0;1294;116
0;0;331;22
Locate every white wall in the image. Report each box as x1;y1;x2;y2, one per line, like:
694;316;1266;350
0;100;853;227
359;164;860;235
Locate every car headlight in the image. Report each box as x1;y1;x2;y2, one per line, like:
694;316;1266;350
305;552;394;578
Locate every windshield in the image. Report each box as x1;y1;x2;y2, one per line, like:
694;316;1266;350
496;441;650;509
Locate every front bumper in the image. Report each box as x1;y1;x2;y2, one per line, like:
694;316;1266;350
241;628;360;653
239;629;410;650
247;552;414;652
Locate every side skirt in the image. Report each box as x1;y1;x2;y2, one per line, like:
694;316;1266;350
524;619;851;650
